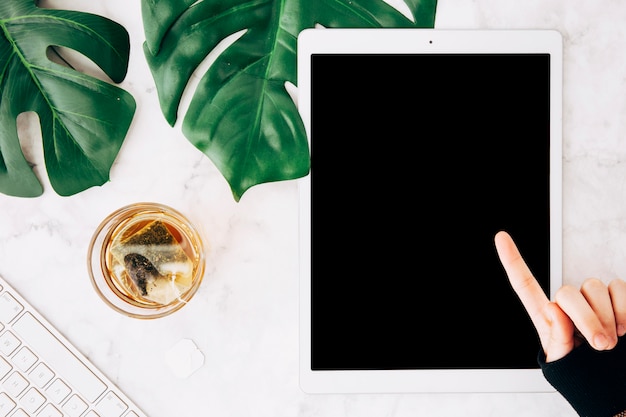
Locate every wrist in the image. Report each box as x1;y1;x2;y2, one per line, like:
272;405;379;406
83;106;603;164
539;336;626;417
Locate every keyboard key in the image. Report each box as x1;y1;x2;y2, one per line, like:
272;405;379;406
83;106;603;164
2;371;28;397
29;362;54;387
0;393;15;417
12;312;107;402
62;394;88;417
19;387;45;413
38;404;63;417
96;391;128;417
0;331;20;356
0;292;23;323
13;346;37;372
0;356;11;379
46;379;71;404
10;409;28;417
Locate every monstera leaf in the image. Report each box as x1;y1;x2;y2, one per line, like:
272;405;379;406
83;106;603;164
142;0;437;201
0;1;135;197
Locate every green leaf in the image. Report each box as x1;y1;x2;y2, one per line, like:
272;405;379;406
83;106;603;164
0;0;136;197
142;0;437;201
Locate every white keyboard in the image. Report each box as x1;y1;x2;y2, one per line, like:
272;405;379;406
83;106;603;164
0;275;148;417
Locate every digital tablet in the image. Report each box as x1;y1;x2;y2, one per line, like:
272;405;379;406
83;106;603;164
297;28;563;393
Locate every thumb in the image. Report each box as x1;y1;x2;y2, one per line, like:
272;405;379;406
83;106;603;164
544;302;576;362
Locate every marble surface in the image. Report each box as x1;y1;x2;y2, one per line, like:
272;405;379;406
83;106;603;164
2;0;626;415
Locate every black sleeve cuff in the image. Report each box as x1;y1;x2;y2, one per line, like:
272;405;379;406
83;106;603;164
539;337;626;417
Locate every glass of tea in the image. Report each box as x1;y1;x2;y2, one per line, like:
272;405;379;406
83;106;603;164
87;203;206;319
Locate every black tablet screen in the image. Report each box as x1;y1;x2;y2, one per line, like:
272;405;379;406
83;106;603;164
310;53;551;370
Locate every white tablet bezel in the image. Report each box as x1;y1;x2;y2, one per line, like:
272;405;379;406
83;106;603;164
297;28;563;394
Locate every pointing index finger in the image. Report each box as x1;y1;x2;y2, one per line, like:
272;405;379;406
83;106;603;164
495;231;550;324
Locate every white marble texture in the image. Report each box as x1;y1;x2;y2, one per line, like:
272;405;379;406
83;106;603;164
2;0;626;416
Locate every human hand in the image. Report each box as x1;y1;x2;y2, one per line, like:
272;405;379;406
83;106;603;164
494;231;626;362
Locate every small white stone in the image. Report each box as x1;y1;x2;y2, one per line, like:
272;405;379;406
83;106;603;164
164;339;205;378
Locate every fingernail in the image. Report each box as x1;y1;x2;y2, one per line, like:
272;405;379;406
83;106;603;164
594;333;610;350
618;324;626;337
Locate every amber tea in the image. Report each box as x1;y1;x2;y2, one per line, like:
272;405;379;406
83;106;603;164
88;203;205;319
